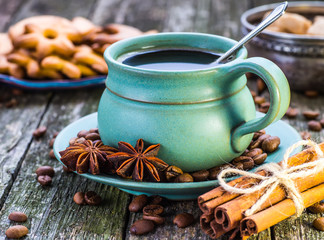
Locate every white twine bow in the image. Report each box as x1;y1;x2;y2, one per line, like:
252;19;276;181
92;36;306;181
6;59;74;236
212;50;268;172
217;140;324;217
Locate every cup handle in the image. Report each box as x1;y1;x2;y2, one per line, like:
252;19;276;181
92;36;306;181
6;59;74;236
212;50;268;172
229;57;290;153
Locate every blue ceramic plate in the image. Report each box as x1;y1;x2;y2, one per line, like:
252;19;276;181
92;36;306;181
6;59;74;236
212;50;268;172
53;112;302;200
0;74;105;90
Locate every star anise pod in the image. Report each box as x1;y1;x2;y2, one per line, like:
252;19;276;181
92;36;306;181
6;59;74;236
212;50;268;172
106;139;169;182
59;140;118;175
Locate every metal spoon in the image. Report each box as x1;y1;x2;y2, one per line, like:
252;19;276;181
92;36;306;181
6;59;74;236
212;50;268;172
216;1;288;63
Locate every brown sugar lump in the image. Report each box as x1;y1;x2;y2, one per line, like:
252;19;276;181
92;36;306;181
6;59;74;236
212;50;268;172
307;16;324;36
266;12;311;34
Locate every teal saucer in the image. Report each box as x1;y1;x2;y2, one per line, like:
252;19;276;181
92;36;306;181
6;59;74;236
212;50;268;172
53;112;301;200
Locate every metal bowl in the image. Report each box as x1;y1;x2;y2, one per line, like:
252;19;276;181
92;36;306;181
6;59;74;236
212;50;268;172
241;1;324;93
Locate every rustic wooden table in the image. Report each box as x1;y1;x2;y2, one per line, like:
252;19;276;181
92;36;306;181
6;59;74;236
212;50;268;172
1;0;323;239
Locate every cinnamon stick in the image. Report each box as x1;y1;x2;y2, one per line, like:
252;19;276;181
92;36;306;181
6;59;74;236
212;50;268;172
240;183;324;236
215;168;324;232
198;144;320;214
210;220;227;239
200;213;214;236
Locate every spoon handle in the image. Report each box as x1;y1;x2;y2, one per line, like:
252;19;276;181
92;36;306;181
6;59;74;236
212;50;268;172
216;1;288;64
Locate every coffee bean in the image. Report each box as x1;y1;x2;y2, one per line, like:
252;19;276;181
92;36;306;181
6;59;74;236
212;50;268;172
174;173;194;183
261;136;280;153
149;195;164;205
308;202;324;213
254;96;265;105
320;119;324;127
84;191;102;205
33;126;47;138
253;130;265;140
165;165;183;182
77;130;89;138
285;107;299;118
85;132;100;141
232;156;251;163
36;166;55;177
208;166;221;180
8;212;27;222
191;170;209;182
143;214;165;225
53;131;59;138
49;138;55;148
257;78;266;93
49;149;56;159
89;128;99;134
305;90;318;98
5;225;28;238
249;134;270;150
300;131;311;140
75;137;86;144
73;192;86;205
244;148;263;158
250;90;257;98
303;111;320;120
130;219;155;235
69;137;77;145
308;121;322;132
37;175;52;186
313;217;324;231
173;213;194;228
234;162;244;170
253;153;267;165
129;195;148;212
259;102;270;113
143;204;164;216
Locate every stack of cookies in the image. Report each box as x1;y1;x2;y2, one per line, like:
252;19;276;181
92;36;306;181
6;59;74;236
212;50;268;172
0;15;153;80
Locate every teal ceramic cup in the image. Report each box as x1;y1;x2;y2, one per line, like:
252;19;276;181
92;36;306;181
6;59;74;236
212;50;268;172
98;33;290;172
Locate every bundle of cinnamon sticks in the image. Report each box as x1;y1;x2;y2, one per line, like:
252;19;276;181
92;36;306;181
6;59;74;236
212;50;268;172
198;142;324;239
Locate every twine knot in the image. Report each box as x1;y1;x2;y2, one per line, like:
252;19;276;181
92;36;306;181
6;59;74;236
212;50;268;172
217;140;324;217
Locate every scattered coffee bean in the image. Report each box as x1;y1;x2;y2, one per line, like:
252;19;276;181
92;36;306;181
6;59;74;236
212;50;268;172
305;90;318;98
320;119;324;127
5;98;18;108
130;219;155;235
165;165;183;182
129;195;148;212
232;156;252;163
149;195;164;205
143;204;164;216
49;149;56;159
300;131;311;140
257;78;266;93
37;175;52;186
33;126;47;138
303;110;320;120
49;138;55;148
75;137;86;144
173;213;194;228
89;128;99;134
5;225;28;239
259;102;270;113
191;170;209;182
233;162;244;170
69;137;77;145
254;96;265;105
85;132;100;141
308;202;324;213
8;212;27;222
253;130;265;140
174;173;194;183
261;136;280;153
253;153;267;165
208;166;221;180
36;166;55;177
244;148;263;158
249;134;270;149
84;191;102;205
313;217;324;231
143;214;165;225
285;107;299;118
241;158;255;170
308;121;322;132
73;192;86;205
77;130;89;138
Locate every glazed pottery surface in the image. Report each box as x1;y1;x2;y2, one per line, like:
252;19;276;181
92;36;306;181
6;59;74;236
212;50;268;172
98;33;290;172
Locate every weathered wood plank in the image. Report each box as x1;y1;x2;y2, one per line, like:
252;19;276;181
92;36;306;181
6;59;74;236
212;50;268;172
0;88;130;239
